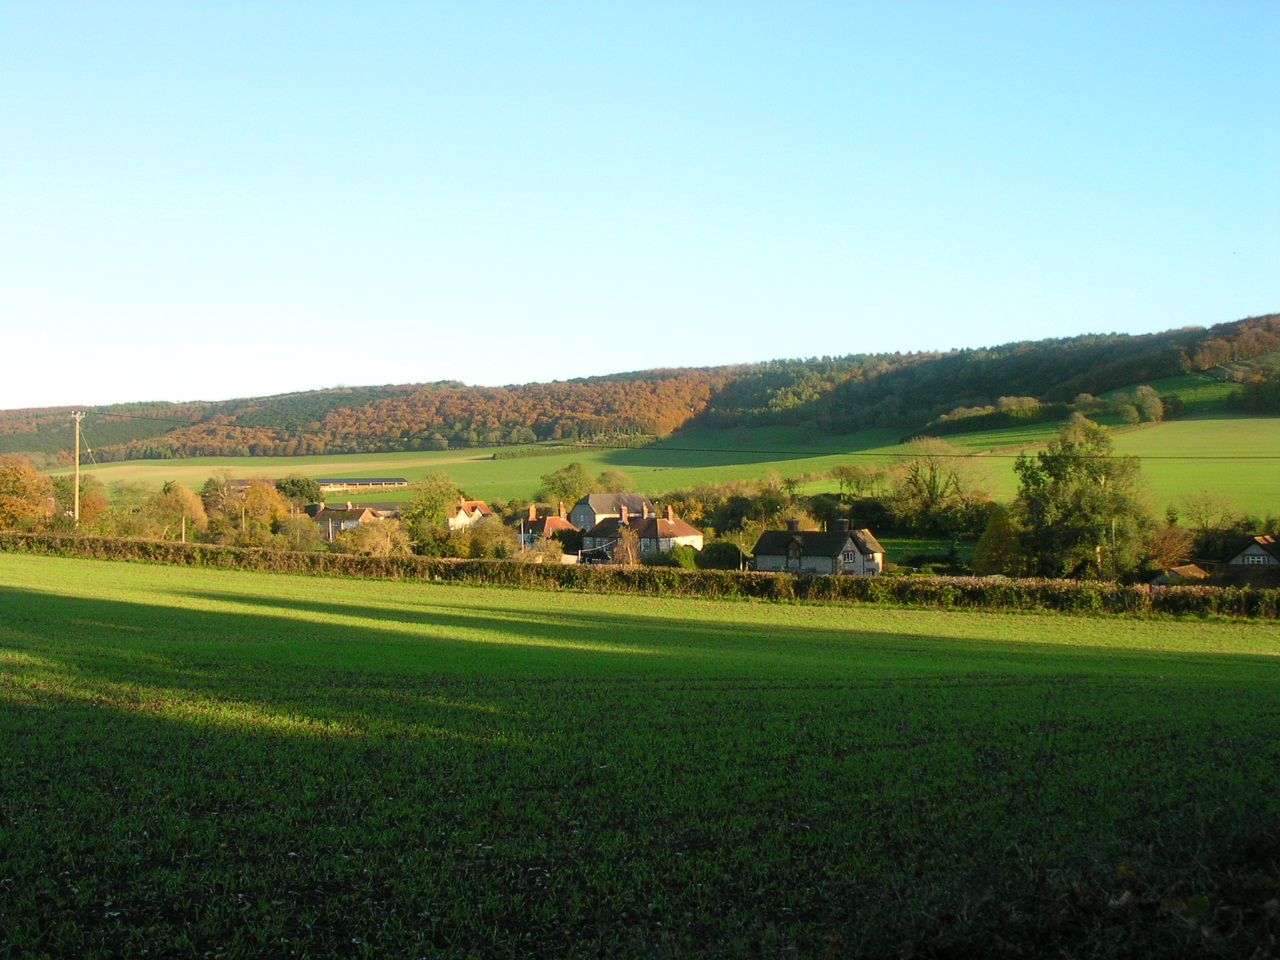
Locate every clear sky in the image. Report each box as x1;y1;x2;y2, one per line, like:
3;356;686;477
1;1;1276;410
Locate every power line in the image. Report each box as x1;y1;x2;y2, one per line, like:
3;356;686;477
76;410;209;426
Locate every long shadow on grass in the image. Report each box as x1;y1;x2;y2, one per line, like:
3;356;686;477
177;586;1280;681
3;582;1276;722
4;586;1280;958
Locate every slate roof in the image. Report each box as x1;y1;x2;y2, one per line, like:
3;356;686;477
574;493;653;516
1247;535;1280;561
583;517;629;540
520;515;578;538
314;506;379;522
753;530;853;558
851;528;884;555
752;527;884;558
1226;535;1280;564
633;516;703;540
315;478;409;487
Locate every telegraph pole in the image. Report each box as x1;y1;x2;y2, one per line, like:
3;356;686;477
72;412;84;526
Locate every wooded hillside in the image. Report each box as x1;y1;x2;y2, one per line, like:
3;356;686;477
4;313;1276;465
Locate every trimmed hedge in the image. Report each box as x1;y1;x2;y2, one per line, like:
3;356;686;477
2;532;1279;619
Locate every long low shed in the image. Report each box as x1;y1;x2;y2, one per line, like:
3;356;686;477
314;478;410;492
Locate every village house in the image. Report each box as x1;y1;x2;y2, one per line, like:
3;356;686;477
515;503;578;547
751;519;885;576
1151;563;1210;585
447;497;495;531
568;492;654;531
635;506;705;555
306;502;383;542
1227;534;1280;567
580;504;703;562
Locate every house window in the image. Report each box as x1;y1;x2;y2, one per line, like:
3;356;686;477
1245;554;1270;565
843;551;856;564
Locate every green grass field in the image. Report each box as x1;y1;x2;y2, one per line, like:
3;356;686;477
1116;374;1241;418
2;554;1278;957
57;410;1279;519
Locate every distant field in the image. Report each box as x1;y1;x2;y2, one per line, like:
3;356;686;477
51;427;912;501
1125;373;1241;418
1;554;1277;957
53;414;1279;517
1109;418;1280;517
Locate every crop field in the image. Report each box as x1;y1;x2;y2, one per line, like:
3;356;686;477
2;555;1278;958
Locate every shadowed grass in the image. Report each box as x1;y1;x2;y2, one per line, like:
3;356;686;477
1;554;1278;958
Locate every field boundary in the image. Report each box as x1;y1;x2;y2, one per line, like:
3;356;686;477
3;532;1279;619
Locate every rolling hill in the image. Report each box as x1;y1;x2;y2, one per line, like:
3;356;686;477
4;313;1278;475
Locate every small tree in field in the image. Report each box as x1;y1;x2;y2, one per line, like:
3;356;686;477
536;463;594;505
613;527;641;566
402;472;462;540
464;516;520;559
696;540;746;570
0;456;51;530
971;505;1025;577
276;515;325;551
138;482;209;539
1143;521;1194;571
242;480;290;529
51;473;111;532
1014;415;1151;578
597;470;636;493
276;475;322;504
345;520;412;557
522;537;565;564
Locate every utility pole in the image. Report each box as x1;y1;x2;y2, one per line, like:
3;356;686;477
72;412;84;526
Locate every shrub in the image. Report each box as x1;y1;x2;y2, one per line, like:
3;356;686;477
695;540;746;570
645;545;698;569
1;532;1277;620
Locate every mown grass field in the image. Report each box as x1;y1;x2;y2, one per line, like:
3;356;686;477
2;554;1278;958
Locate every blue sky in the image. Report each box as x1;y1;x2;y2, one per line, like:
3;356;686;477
1;1;1276;409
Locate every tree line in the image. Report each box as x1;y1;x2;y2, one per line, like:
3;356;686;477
3;315;1277;466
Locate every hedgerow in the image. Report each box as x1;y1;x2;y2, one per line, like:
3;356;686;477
2;532;1278;618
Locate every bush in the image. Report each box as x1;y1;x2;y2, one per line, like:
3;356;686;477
644;545;699;569
2;532;1277;619
695;540;746;570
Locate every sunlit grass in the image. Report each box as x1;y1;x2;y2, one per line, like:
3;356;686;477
1;554;1278;958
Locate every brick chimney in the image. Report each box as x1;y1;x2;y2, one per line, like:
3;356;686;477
643;502;651;519
787;518;800;532
838;518;851;533
620;504;629;525
558;501;566;519
666;504;675;522
528;504;538;521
